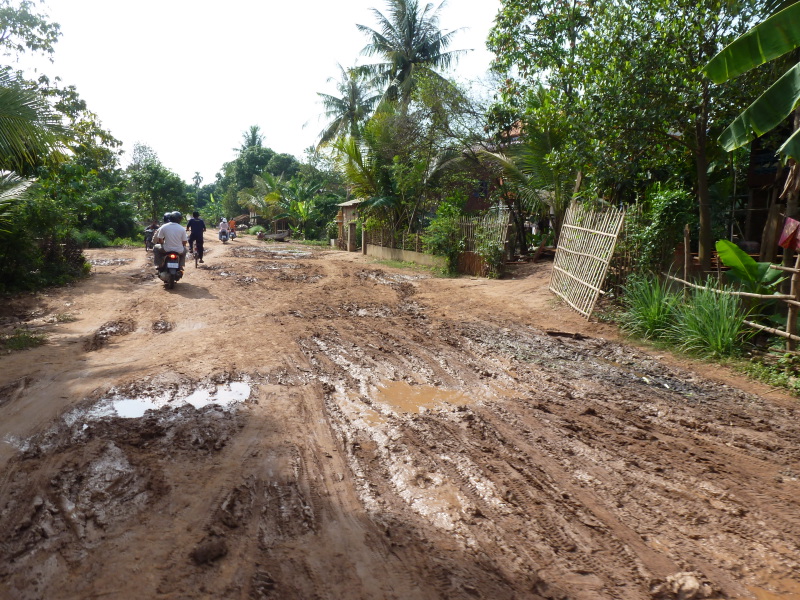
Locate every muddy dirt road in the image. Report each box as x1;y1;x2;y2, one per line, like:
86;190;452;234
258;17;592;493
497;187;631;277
0;237;799;600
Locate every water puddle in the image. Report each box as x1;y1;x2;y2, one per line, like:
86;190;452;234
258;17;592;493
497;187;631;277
86;382;251;419
88;258;134;266
374;381;470;414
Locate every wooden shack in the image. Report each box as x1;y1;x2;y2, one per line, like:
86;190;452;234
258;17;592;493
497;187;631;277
336;199;361;251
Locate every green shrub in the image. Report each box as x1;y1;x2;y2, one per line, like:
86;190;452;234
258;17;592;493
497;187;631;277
475;231;505;278
73;229;111;248
325;220;338;240
421;203;463;274
111;237;142;247
619;274;680;339
668;283;751;358
248;225;266;235
622;183;695;273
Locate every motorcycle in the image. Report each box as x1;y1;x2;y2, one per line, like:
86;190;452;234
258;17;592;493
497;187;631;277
144;228;156;251
229;228;237;240
219;230;229;243
156;250;184;288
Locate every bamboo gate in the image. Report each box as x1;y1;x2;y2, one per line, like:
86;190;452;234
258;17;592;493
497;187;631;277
457;212;511;276
549;203;626;319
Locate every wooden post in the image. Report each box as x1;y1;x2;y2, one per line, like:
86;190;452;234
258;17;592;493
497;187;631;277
788;252;800;350
362;227;367;255
348;222;356;252
683;224;691;301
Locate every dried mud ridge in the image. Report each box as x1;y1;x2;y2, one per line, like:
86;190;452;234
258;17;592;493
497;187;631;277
0;248;799;599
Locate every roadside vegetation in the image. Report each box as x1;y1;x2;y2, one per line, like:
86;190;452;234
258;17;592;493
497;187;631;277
0;329;47;352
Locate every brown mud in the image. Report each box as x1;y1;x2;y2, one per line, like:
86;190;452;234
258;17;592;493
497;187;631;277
0;238;798;599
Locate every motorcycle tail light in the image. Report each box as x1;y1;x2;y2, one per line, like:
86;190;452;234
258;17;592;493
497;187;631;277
168;253;178;259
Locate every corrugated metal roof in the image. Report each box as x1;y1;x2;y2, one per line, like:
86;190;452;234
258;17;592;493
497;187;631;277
337;199;362;207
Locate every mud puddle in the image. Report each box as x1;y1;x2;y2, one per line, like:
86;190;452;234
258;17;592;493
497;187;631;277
374;381;470;414
233;246;312;259
80;381;252;420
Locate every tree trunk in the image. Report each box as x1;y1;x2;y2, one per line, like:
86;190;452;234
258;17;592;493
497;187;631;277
695;102;712;272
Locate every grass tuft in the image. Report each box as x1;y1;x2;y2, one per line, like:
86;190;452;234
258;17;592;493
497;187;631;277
618;274;680;339
1;329;47;352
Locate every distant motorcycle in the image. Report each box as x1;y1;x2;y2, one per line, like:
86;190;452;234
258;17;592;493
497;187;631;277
229;228;237;240
156;251;183;289
219;230;229;243
144;228;156;251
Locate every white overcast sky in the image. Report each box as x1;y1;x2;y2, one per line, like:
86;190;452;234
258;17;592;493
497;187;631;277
18;0;500;185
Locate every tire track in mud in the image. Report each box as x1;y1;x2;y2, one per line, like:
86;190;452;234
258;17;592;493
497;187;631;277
300;297;800;599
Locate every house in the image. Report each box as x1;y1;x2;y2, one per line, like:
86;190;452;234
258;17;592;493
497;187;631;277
336;199;361;251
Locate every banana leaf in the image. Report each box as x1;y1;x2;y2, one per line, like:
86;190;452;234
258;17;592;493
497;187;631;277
718;63;800;151
716;239;784;293
703;2;800;83
778;126;800;159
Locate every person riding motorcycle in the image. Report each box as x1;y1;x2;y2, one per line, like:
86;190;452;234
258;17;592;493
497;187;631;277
153;211;188;270
143;220;159;251
218;218;230;241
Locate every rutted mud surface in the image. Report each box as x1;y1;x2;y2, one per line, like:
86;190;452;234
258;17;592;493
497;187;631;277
0;238;799;599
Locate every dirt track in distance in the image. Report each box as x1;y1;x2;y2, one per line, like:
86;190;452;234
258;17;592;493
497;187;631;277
0;237;799;600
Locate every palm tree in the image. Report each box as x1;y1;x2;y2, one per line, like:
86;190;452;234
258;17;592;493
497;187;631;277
0;172;33;233
236;125;264;153
0;70;67;174
478;127;574;253
357;0;465;106
317;64;381;148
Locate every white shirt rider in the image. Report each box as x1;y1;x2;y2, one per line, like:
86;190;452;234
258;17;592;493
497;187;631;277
155;222;188;253
219;219;229;232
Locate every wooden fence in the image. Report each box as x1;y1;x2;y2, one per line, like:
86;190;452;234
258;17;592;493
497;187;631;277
549;203;626;318
363;212;511;276
458;212;510;252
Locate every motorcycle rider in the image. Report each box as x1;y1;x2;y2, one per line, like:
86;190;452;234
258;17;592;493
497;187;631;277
186;211;206;263
219;217;229;241
228;217;237;239
143;220;159;251
153;211;188;270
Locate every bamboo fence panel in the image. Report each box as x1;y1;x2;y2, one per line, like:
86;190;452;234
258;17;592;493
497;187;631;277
549;203;626;319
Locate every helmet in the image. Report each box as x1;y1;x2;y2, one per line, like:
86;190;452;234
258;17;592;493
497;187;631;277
169;211;182;223
163;212;171;223
221;218;227;223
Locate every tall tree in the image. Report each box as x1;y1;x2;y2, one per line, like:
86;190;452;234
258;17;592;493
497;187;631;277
238;124;264;152
317;63;381;147
357;0;465;106
488;0;767;270
0;0;60;61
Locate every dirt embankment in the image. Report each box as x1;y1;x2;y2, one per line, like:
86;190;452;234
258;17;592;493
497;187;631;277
0;239;798;600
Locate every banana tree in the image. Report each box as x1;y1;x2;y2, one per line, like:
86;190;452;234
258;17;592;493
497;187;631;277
703;2;800;161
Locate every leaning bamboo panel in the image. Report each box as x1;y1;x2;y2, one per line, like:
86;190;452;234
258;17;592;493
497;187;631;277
549;203;626;319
